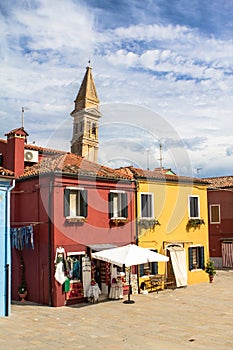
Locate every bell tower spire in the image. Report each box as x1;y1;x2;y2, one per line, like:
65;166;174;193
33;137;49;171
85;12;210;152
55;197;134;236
70;64;102;162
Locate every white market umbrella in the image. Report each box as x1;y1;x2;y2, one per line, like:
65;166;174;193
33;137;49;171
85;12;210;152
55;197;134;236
91;244;169;303
91;244;169;267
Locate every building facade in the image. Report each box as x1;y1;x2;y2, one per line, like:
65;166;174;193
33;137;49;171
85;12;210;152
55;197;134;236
119;167;210;292
206;176;233;268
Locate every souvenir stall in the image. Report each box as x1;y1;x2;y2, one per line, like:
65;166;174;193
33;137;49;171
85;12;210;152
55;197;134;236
54;246;92;305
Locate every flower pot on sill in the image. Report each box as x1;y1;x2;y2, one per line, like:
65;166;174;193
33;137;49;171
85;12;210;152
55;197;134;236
18;291;27;302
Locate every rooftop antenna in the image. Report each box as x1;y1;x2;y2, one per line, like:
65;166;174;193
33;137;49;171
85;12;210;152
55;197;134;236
21;107;30;128
21;107;24;128
146;148;150;170
196;168;202;178
158;143;163;168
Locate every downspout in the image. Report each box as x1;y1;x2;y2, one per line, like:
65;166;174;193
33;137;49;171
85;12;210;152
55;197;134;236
5;179;15;316
48;176;53;306
134;179;139;246
133;179;141;294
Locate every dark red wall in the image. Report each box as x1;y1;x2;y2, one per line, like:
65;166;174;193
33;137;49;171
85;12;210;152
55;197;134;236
11;174;136;306
208;189;233;257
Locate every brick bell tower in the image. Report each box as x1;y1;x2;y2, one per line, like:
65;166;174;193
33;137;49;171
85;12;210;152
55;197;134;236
70;63;102;163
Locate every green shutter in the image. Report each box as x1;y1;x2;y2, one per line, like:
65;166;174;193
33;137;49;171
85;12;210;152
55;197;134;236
64;189;70;217
121;193;128;218
140;264;144;277
188;247;193;270
109;192;114;218
80;190;88;217
199;246;205;270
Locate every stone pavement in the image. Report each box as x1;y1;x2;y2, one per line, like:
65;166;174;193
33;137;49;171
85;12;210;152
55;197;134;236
0;269;232;350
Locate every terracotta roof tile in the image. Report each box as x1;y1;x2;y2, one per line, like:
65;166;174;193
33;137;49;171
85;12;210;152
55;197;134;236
0;166;14;177
25;143;65;154
5;127;29;137
20;153;132;180
118;166;208;185
204;176;233;189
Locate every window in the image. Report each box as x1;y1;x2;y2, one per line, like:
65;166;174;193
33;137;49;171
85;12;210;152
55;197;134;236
140;250;158;276
64;188;88;218
86;121;91;137
140;193;153;218
188;246;205;270
92;123;97;137
188;196;200;218
210;204;220;224
109;191;128;219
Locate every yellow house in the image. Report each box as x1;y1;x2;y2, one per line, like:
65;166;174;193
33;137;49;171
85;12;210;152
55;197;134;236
123;167;210;292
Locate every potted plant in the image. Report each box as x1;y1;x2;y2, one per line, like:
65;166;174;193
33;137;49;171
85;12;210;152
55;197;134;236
205;259;216;283
18;251;28;301
186;218;205;232
139;218;160;230
18;284;27;302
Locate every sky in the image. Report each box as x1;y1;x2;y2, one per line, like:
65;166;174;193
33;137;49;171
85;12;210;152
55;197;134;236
1;0;232;177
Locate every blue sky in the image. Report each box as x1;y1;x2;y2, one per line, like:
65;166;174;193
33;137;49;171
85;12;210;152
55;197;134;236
1;0;232;177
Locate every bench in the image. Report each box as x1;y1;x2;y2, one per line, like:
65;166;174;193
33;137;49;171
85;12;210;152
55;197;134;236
140;274;176;293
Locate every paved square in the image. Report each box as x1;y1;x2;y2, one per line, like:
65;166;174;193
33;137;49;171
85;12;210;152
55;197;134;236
0;270;232;349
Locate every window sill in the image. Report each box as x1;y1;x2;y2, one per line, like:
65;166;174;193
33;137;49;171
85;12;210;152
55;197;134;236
110;217;128;225
65;216;86;223
190;268;202;272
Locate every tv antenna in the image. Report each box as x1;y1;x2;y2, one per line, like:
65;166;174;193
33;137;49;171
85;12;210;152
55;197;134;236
146;148;150;170
21;107;30;128
158;143;163;168
196;168;202;178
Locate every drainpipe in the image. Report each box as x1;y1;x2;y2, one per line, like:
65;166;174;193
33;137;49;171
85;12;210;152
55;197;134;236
48;176;53;306
132;179;141;294
133;179;139;246
5;180;15;316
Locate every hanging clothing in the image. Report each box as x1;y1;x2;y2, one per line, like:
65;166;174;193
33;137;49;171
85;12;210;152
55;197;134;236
54;246;66;264
55;261;67;285
73;259;80;279
10;225;34;250
87;283;101;303
82;257;91;298
63;278;70;293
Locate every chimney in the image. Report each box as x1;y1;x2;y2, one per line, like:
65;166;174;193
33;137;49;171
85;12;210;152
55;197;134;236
5;127;28;177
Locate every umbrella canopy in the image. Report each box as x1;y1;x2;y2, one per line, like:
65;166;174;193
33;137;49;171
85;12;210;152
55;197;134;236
91;244;169;267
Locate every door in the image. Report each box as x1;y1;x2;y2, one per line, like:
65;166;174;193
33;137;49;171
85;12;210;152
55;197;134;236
166;245;187;287
222;242;233;267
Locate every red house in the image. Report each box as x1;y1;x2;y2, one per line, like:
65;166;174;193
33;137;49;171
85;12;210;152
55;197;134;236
0;66;136;306
0;129;136;306
206;176;233;268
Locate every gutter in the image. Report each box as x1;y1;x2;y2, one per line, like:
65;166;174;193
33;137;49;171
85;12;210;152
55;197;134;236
4;180;15;317
48;175;53;306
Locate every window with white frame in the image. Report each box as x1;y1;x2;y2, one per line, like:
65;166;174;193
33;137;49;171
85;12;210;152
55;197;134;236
109;191;128;219
210;204;220;224
64;188;88;218
188;195;200;218
140;193;153;218
188;246;205;270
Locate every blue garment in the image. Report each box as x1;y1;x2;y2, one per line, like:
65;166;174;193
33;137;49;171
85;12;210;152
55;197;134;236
73;260;80;279
10;225;34;250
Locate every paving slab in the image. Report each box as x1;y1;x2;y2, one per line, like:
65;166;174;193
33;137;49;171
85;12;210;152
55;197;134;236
0;269;232;349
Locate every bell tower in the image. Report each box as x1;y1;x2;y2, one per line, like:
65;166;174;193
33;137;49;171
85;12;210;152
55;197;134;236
70;64;102;162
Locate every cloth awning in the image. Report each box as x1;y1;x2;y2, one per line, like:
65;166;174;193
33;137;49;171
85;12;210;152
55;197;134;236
91;244;169;267
88;244;118;252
